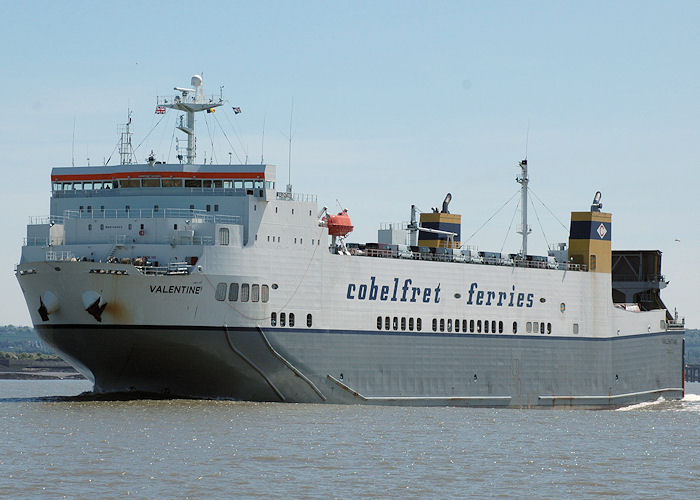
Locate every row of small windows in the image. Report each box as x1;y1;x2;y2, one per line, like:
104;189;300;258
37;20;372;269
215;282;269;303
431;319;507;334
375;317;557;335
271;312;313;328
54;179;274;191
377;316;423;332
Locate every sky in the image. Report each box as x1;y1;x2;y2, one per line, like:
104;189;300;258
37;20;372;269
1;1;698;327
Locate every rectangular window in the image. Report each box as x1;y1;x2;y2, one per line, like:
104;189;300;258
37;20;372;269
306;314;312;328
547;322;552;334
440;318;445;332
241;283;250;302
385;317;390;330
162;178;182;188
590;254;597;271
447;319;452;332
223;180;232;189
234;180;243;189
121;179;140;188
377;317;382;330
455;319;460;333
229;283;239;301
142;178;160;188
289;313;295;327
185;179;202;188
202;180;212;188
271;312;277;326
213;180;223;188
432;318;437;332
251;284;260;302
492;320;497;333
215;283;227;301
401;317;406;330
462;319;467;333
573;323;579;334
499;321;504;333
477;320;482;333
408;317;414;331
513;321;518;334
393;317;398;331
526;322;532;333
280;312;286;327
417;318;422;331
484;320;489;333
219;227;230;246
261;285;269;303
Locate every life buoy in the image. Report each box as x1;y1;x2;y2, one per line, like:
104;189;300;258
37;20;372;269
139;230;145;236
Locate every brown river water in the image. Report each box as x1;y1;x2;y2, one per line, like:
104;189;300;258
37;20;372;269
1;380;698;498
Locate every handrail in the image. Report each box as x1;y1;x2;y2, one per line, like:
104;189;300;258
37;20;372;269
59;208;240;225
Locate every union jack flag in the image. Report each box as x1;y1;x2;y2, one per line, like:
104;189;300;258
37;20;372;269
155;106;166;114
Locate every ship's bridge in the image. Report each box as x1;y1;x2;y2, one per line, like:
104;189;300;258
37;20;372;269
50;163;276;196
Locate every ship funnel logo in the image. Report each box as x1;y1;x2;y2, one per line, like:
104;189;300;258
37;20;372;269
597;223;607;239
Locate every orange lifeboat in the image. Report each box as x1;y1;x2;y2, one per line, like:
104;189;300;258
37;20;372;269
327;209;354;237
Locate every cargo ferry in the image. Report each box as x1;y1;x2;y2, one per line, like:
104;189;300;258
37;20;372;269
15;75;686;407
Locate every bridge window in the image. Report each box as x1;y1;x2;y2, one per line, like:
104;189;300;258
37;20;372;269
162;178;182;188
142;178;160;188
185;179;201;188
228;283;239;301
234;180;243;189
215;283;227;301
241;283;249;302
202;180;212;188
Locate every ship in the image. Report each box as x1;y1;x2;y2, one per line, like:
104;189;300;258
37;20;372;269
15;75;686;408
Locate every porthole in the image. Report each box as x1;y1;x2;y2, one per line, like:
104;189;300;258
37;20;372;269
454;293;461;299
271;284;279;290
539;297;546;303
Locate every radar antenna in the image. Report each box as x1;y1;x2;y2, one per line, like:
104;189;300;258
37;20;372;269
158;75;224;164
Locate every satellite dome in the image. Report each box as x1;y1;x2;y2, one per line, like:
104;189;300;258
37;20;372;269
191;75;203;87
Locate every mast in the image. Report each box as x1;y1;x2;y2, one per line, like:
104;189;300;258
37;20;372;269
118;111;134;165
516;159;531;256
158;75;224;164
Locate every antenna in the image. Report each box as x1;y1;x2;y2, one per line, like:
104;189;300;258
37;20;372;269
524;119;530;160
286;98;294;194
260;113;266;164
71;117;76;167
